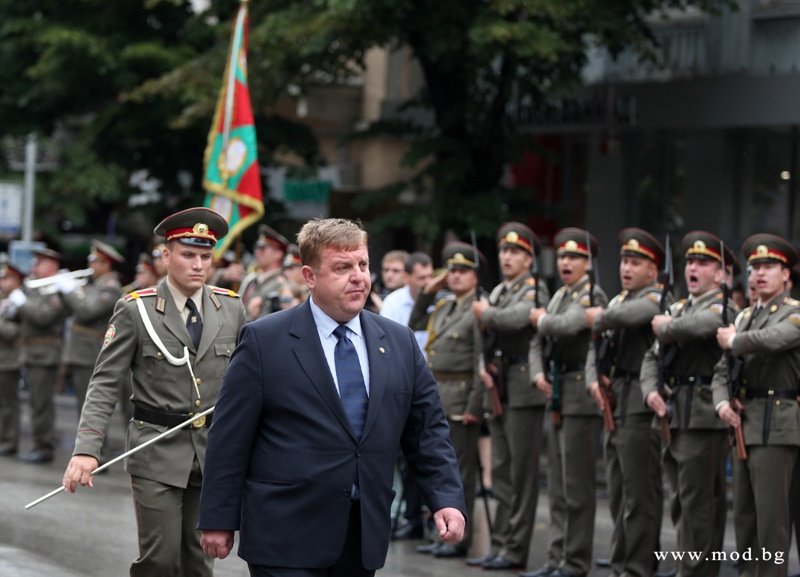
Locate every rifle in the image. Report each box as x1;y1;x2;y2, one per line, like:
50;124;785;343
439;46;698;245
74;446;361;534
721;241;747;460
472;230;504;417
656;235;674;444
533;246;560;426
586;231;615;432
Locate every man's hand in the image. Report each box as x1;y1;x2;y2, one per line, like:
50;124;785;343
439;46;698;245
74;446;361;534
651;314;671;335
471;298;489;320
479;369;495;390
62;455;100;493
201;530;235;559
584;306;603;328
535;373;553;399
433;507;465;544
716;325;736;350
529;307;546;327
588;381;605;411
646;391;667;418
461;412;481;425
717;401;742;428
424;270;448;295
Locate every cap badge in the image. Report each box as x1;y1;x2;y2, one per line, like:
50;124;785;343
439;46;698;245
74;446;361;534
565;240;578;251
694;240;706;251
193;223;209;235
756;245;768;257
506;231;519;243
627;239;640;249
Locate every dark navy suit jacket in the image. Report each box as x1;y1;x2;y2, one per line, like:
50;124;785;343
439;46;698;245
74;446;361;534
197;300;465;570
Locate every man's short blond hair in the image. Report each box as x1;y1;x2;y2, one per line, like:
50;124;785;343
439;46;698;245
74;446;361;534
297;218;368;269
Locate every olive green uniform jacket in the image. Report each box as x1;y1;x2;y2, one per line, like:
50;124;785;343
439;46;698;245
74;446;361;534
587;283;664;577
477;271;550;564
73;280;246;488
61;271;122;367
641;288;736;577
529;275;607;576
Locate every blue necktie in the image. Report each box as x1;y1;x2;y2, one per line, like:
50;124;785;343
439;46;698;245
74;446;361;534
333;325;368;438
185;299;202;350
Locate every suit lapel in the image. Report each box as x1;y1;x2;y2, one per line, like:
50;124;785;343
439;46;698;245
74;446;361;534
196;287;222;360
360;312;387;441
290;302;354;437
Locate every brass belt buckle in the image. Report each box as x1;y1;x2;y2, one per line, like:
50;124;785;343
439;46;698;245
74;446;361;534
191;414;206;428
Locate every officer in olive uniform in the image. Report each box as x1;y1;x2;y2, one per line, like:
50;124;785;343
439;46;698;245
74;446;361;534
60;240;125;419
17;247;69;464
584;228;666;577
713;234;800;577
409;241;484;558
528;228;608;577
240;224;289;320
62;207;247;577
640;231;738;577
0;263;25;456
468;222;550;571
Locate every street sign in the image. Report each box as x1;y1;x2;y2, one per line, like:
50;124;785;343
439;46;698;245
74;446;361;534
0;181;22;236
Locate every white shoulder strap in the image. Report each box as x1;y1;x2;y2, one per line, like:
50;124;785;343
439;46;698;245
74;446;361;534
134;297;197;384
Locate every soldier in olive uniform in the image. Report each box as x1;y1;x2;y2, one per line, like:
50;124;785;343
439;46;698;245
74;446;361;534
62;207;247;577
17;247;69;464
240;224;289;320
527;228;608;577
468;222;550;571
640;231;738;577
0;264;25;456
409;241;484;558
713;234;800;577
59;240;125;419
584;228;666;577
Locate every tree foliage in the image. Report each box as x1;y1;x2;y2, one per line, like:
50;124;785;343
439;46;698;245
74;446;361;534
0;0;727;243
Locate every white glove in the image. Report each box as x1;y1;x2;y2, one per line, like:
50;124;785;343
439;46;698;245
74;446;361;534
7;288;26;308
56;275;78;294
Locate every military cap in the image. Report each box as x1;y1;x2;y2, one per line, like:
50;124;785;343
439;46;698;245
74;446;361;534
742;233;799;268
497;221;540;255
282;244;302;269
442;241;482;270
682;231;741;275
153;207;228;249
151;242;166;260
255;224;289;251
618;228;664;267
554;227;598;258
90;239;125;265
32;247;62;263
0;263;26;281
136;253;156;274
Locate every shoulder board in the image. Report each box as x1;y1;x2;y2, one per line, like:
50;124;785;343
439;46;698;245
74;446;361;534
583;282;592;293
124;287;158;301
209;286;240;298
672;299;687;312
654;282;664;290
784;297;800;307
526;277;536;286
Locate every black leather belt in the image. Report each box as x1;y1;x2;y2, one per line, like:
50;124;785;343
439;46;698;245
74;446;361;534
133;406;212;429
743;389;798;400
670;376;713;387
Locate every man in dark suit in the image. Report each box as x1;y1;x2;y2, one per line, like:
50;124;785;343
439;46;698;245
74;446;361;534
198;217;466;577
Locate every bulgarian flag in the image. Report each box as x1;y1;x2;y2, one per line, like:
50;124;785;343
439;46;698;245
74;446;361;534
203;0;264;258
